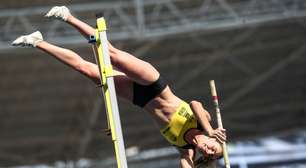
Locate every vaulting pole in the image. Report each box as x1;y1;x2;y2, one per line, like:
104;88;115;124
209;80;230;168
90;13;128;168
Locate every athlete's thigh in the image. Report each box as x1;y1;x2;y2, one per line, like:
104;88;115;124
114;75;133;102
112;51;160;85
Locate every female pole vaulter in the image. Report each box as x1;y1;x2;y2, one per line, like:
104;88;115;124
12;6;226;168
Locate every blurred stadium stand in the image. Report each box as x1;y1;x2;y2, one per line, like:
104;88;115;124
0;0;306;167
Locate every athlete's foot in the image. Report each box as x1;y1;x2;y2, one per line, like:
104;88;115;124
45;6;71;21
11;31;43;47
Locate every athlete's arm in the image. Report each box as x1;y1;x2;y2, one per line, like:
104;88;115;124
189;101;226;143
178;148;195;168
190;101;214;134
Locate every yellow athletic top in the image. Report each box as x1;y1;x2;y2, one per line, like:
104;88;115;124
160;101;198;147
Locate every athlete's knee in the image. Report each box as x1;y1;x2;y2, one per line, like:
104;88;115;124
142;61;160;79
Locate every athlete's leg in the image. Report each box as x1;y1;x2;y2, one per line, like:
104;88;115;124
36;41;134;100
12;31;133;100
108;45;160;85
37;41;99;82
46;6;95;39
66;15;95;39
46;6;160;85
66;14;160;85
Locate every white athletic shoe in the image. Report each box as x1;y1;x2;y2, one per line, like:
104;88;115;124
45;6;71;21
11;31;43;47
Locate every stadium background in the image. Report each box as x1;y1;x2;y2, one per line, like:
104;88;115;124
0;0;306;167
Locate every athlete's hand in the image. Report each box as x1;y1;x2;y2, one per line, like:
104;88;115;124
209;128;226;143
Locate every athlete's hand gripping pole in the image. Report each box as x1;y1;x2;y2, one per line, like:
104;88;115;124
209;80;231;168
89;13;128;168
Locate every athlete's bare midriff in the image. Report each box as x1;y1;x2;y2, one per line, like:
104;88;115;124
144;86;183;128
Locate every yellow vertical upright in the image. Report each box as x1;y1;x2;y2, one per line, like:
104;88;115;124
92;14;128;168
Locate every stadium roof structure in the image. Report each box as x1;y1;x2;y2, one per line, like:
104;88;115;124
1;0;306;49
